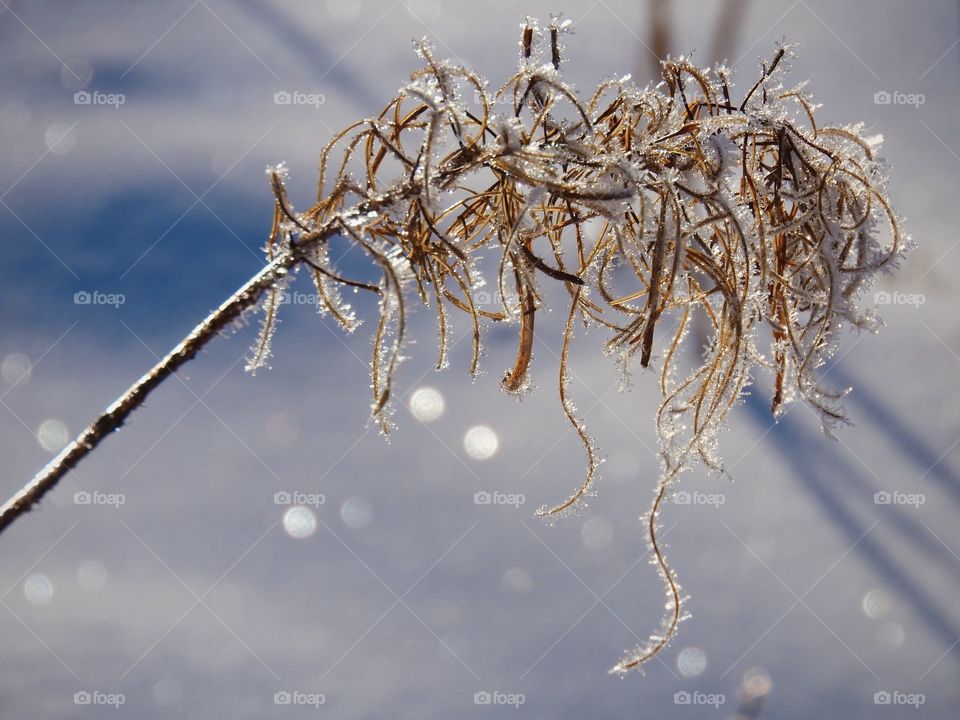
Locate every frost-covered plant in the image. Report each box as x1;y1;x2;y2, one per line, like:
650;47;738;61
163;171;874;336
1;17;904;674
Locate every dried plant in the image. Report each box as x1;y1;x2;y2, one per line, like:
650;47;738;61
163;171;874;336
1;17;904;674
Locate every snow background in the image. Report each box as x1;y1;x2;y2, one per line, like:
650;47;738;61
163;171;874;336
1;0;958;717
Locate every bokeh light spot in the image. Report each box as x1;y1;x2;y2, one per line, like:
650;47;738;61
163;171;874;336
1;352;31;386
409;387;445;422
283;506;317;539
37;418;68;452
340;496;373;529
676;646;707;677
24;574;53;605
464;425;498;460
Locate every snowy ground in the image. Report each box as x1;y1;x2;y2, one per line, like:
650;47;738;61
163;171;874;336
1;1;958;717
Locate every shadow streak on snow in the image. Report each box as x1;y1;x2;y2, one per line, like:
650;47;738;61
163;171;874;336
831;366;960;506
233;0;384;112
743;392;960;667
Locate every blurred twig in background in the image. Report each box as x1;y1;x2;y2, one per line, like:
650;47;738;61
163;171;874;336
711;0;749;65
648;0;673;78
645;0;749;80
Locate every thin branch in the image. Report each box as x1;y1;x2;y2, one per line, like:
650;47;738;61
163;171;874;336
0;182;419;533
0;253;294;533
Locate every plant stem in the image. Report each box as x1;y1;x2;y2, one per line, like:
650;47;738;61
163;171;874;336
0;177;423;535
0;252;297;533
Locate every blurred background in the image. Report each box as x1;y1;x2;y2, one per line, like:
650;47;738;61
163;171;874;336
1;0;958;717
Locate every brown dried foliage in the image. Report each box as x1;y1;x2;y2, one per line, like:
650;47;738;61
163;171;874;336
249;18;903;672
3;17;904;675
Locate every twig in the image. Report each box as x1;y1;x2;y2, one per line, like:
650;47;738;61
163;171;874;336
0;182;418;533
0;253;295;533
